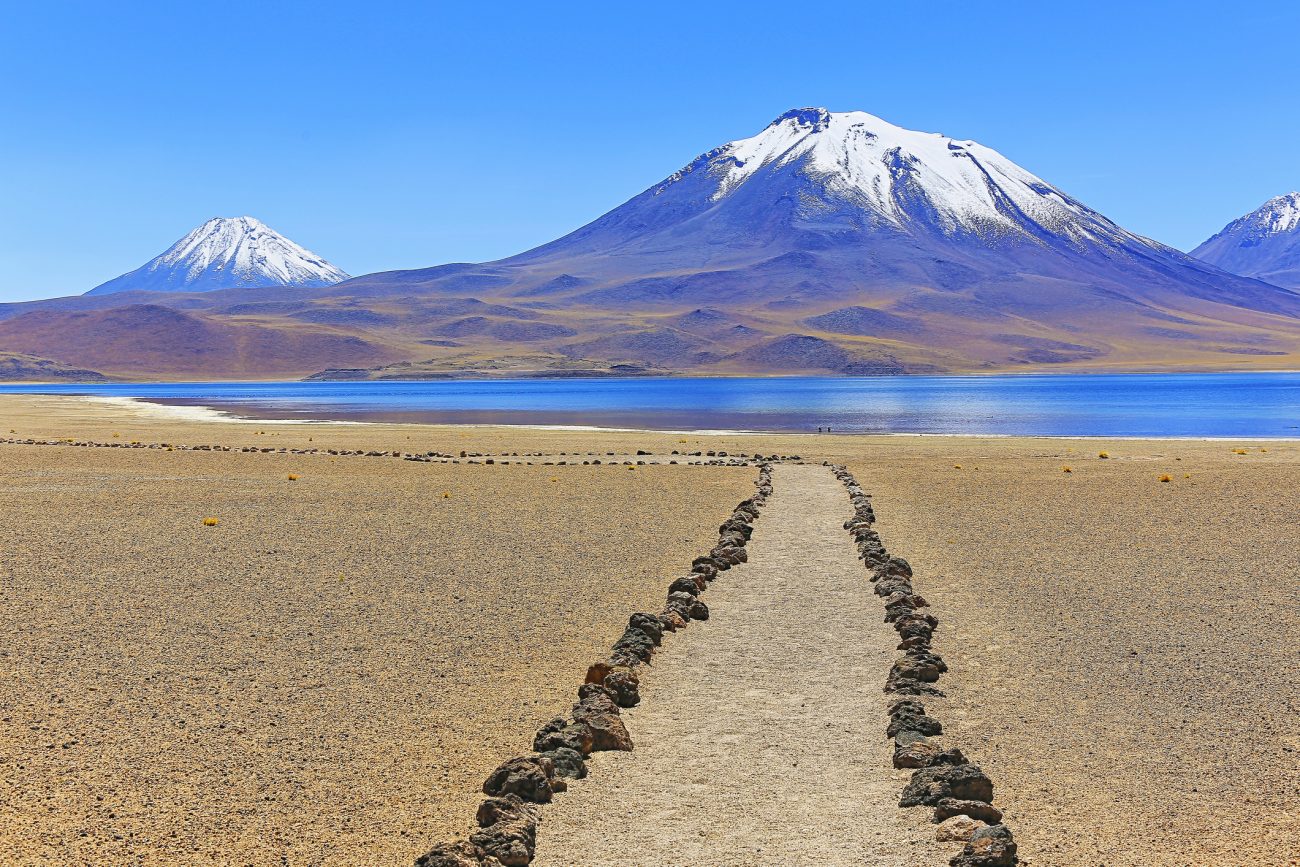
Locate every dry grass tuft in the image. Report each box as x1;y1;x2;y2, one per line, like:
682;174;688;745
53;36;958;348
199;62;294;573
1062;466;1073;473
201;517;219;526
287;474;299;481
1233;448;1248;455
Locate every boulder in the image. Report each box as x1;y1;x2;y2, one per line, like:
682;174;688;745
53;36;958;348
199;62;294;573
893;733;967;769
875;577;915;597
470;812;537;867
532;717;593;756
900;764;994;807
603;666;641;707
573;692;633;751
690;561;718;581
414;840;496;867
475;793;539;828
482;755;560;803
611;627;656;663
949;824;1018;866
692;555;723;573
935;815;986;843
935;797;1003;824
584;662;613;685
668;576;702;597
628;613;665;644
887;700;943;738
886;556;913;577
886;652;947;693
659;610;688;631
536;746;587;780
664;591;695;620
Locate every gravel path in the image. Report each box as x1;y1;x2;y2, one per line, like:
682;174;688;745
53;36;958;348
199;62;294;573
533;464;949;866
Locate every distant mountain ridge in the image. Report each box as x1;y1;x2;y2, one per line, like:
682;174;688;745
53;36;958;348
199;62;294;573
1192;193;1300;289
2;108;1299;379
86;217;349;295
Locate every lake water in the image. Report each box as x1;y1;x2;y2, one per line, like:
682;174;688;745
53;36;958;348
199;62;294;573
1;373;1298;438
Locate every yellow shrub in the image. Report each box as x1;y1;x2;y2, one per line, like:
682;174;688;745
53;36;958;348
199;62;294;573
287;474;299;481
1233;448;1247;455
1098;451;1109;459
953;464;962;470
202;517;219;526
1159;474;1172;483
442;491;451;498
1062;466;1072;473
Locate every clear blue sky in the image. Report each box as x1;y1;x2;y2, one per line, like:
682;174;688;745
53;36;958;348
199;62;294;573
1;1;1296;302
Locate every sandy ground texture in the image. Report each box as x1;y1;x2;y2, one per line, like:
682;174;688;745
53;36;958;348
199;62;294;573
851;445;1300;867
533;464;949;866
1;394;1298;866
0;417;754;864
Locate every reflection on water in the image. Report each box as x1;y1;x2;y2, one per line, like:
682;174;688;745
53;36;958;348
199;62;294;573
2;373;1298;437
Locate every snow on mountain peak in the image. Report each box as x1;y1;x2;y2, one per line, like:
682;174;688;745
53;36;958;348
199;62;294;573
674;107;1141;247
87;217;350;295
1192;192;1300;289
1236;192;1300;236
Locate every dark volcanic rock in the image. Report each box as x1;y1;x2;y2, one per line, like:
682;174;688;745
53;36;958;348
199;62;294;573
900;764;994;807
532;717;594;756
470;812;538;867
668;575;703;596
935;797;1004;824
611;626;657;663
628;612;665;644
887;699;943;738
573;691;633;751
536;746;587;780
886;556;914;577
414;840;495;867
949;823;1019;866
892;732;966;769
482;755;561;803
602;666;641;707
886;651;947;693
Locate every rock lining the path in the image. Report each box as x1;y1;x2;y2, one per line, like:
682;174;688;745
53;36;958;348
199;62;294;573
832;464;1021;867
415;463;775;865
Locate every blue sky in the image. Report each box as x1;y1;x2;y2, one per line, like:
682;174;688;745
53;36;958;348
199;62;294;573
1;1;1296;302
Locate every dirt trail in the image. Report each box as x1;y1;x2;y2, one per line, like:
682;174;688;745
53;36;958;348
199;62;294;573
533;464;949;866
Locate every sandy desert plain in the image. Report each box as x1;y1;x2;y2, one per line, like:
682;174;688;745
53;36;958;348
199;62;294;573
0;393;1296;867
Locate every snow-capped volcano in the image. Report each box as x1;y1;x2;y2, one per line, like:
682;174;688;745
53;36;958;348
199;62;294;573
86;216;349;295
471;107;1294;319
665;107;1142;246
1192;193;1300;289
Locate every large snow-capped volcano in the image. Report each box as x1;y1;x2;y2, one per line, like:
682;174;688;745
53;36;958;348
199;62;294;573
666;107;1140;245
504;107;1158;262
86;216;349;295
353;107;1294;323
1192;193;1300;289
